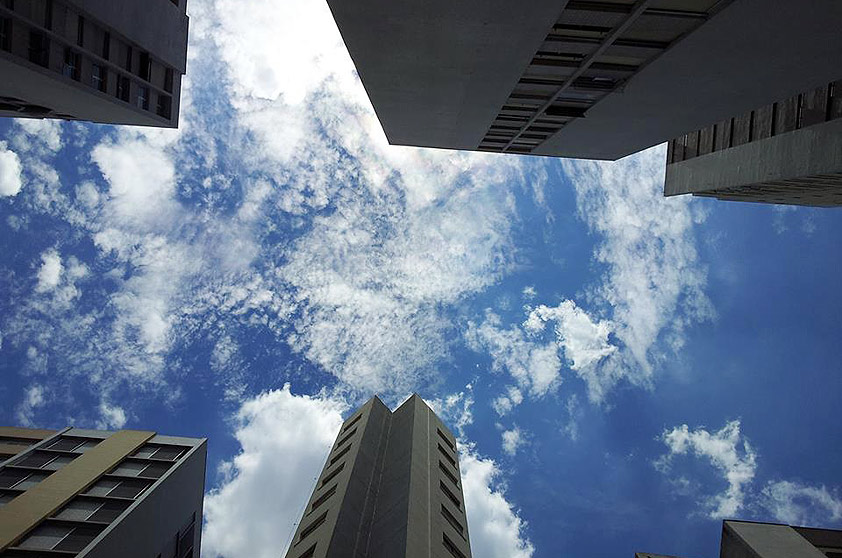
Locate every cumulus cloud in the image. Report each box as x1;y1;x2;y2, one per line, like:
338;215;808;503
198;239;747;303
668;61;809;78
501;427;526;457
96;402;128;430
203;386;346;558
0;141;23;197
15;384;46;426
656;420;757;518
761;481;842;526
15;119;63;152
204;387;534;558
461;446;535;558
35;249;63;292
492;386;524;416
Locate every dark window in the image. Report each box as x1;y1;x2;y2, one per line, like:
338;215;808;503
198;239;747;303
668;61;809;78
88;499;130;522
117;75;130;102
0;17;11;52
54;524;103;552
438;444;457;469
151;446;185;461
3;1;14;10
440;480;461;510
329;444;351;466
439;461;459;487
335;428;356;449
45;437;93;452
137;86;149;110
76;15;84;47
309;484;337;515
441;504;465;536
442;533;467;558
156;94;172;119
437;429;455;451
320;462;344;487
44;0;52;30
102;31;110;59
138;51;150;81
63;48;81;81
28;31;50;68
164;67;174;93
0;469;28;488
15;451;55;469
299;510;328;542
124;45;132;71
296;543;317;558
92;64;107;92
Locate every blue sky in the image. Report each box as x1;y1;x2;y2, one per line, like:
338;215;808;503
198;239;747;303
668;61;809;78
1;1;841;557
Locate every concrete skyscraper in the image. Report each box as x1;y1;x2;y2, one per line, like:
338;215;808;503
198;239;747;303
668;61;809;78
637;519;842;558
0;425;206;557
327;0;842;206
0;0;189;127
284;394;472;558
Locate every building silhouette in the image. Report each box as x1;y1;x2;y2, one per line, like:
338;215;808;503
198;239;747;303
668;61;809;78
284;394;472;558
0;425;206;557
327;0;842;206
637;519;842;558
0;0;188;127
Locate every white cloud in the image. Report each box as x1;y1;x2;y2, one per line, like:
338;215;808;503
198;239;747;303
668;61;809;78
15;119;63;152
0;141;23;197
562;148;713;381
96;402;127;429
492;386;524;416
35;249;63;292
15;384;46;426
203;385;347;558
428;389;474;437
656;420;757;519
461;445;535;558
501;427;526;457
761;480;842;526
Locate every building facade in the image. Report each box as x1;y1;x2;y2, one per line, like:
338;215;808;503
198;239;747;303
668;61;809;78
284;394;472;558
0;0;188;127
327;0;842;206
637;520;842;558
0;426;206;558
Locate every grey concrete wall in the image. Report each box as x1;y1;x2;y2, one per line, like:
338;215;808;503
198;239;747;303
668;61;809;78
74;0;188;72
664;119;842;196
326;0;566;150
81;439;207;558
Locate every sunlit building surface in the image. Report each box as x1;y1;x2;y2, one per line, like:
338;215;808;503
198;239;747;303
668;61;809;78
0;426;206;557
0;0;188;127
284;394;472;558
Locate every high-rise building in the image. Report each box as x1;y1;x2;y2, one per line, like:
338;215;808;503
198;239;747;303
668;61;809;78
637;519;842;558
0;0;189;127
327;0;842;206
0;425;206;558
284;394;472;558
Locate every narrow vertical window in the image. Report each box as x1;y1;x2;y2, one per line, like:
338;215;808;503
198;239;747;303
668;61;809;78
76;15;84;47
164;67;173;93
0;17;10;52
138;51;150;81
63;49;80;81
92;64;107;92
28;31;50;68
137;86;149;110
116;75;130;102
102;31;110;60
44;0;53;30
125;45;132;72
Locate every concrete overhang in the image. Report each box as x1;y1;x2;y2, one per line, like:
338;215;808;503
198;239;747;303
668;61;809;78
329;0;842;160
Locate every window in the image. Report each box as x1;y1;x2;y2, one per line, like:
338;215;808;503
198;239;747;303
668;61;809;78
164;67;174;93
309;484;337;515
92;64;107;92
124;44;132;71
53;499;102;521
296;543;317;558
439;461;459;487
440;480;461;510
18;524;72;550
342;413;362;433
45;436;100;452
133;444;186;461
63;48;81;81
320;462;344;487
13;471;50;490
0;436;38;447
437;429;455;451
138;51;151;81
117;75;130;102
76;15;84;47
438;443;457;468
41;454;76;471
28;31;50;68
335;428;356;449
110;461;148;477
299;510;328;542
84;478;150;499
15;451;56;468
0;469;29;488
442;533;467;558
329;444;351;466
2;0;14;10
157;94;172;119
43;0;52;30
441;504;465;537
102;31;110;59
0;492;15;507
137;86;149;110
0;17;10;52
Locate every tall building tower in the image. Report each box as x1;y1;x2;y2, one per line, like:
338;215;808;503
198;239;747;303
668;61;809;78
0;425;206;558
284;394;472;558
637;519;842;558
0;0;189;127
327;0;842;206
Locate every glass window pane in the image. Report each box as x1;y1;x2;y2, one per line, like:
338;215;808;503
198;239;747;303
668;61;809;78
75;439;100;453
152;446;185;461
0;470;27;488
18;524;72;549
15;451;55;468
139;461;171;479
84;478;119;496
110;461;146;477
88;499;129;523
15;472;50;489
54;525;101;552
42;454;76;471
132;445;157;459
109;479;150;499
54;499;102;521
45;437;84;452
0;492;16;507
